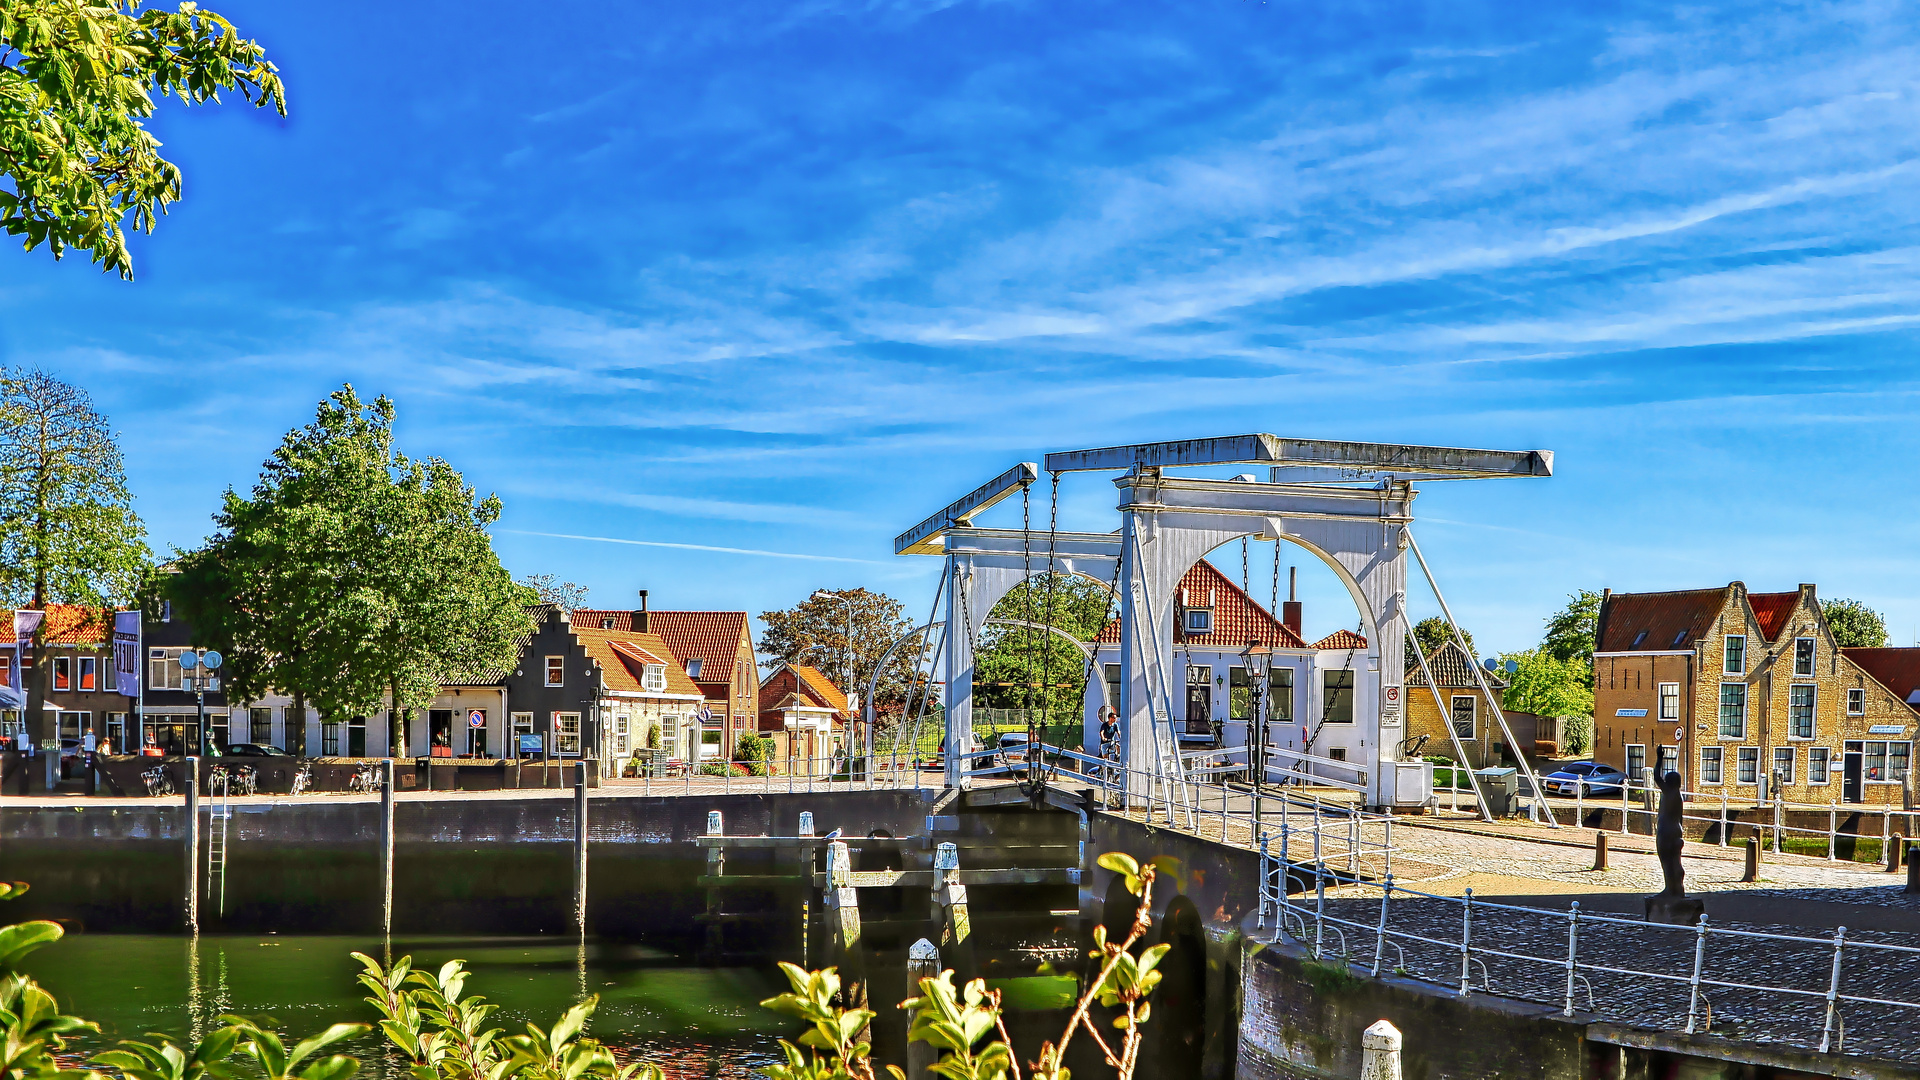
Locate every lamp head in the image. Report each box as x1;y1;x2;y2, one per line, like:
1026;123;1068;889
1239;640;1273;680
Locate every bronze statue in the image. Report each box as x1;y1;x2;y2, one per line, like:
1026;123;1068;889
1645;770;1704;925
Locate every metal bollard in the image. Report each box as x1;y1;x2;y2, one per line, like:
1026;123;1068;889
1360;1019;1403;1080
1742;836;1760;883
1891;835;1908;874
380;759;396;937
1593;831;1608;871
1906;845;1920;894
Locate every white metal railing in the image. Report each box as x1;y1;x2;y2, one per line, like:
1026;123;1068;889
1256;847;1920;1058
1594;773;1920;862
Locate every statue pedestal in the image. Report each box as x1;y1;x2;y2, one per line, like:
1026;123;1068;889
1645;893;1704;926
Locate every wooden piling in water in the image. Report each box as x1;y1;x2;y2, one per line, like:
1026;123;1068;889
380;758;396;937
705;811;725;960
906;937;940;1080
933;841;975;983
184;757;200;934
826;840;866;1022
574;763;589;936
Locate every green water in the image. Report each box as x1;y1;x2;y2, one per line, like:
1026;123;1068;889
21;935;790;1079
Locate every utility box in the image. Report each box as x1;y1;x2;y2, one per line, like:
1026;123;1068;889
1390;759;1435;809
1474;766;1520;817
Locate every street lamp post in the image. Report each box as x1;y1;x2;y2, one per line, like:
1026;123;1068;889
1240;641;1272;846
177;648;222;756
811;590;862;775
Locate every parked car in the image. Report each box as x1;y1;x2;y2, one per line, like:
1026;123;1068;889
224;743;293;757
994;731;1033;770
1541;761;1625;796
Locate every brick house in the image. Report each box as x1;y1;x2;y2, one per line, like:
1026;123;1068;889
1593;583;1915;804
757;663;847;773
574;596;759;759
503;607;706;773
3;605;131;762
1403;639;1510;768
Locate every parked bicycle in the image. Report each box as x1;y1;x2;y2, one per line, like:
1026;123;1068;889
232;764;258;797
290;761;314;796
347;761;381;793
141;764;175;797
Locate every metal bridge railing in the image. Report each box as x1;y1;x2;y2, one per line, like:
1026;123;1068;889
1255;846;1920;1059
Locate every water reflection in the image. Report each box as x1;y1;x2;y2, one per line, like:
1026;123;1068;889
26;935;785;1080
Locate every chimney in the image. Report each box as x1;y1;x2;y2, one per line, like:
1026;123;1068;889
1282;566;1302;637
634;589;649;634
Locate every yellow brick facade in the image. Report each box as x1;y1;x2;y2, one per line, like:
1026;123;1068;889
1595;583;1916;805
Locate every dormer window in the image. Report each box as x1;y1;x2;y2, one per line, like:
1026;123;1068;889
600;617;616;630
1184;609;1213;635
643;664;666;692
1631;630;1648;648
1672;630;1689;647
685;658;703;679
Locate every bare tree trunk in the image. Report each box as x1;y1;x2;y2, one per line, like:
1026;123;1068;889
289;689;308;757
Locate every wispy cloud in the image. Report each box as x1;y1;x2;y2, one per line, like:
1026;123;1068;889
504;530;889;565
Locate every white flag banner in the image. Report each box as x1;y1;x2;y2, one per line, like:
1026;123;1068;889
13;610;43;641
114;611;141;697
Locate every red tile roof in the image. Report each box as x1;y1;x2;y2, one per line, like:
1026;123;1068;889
1747;591;1800;642
574;610;750;683
573;628;706;698
759;663;848;716
1096;559;1308;648
1312;629;1369;651
1842;648;1920;708
1;606;115;646
1596;587;1730;653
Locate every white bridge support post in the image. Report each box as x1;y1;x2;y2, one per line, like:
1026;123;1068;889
1361;1019;1403;1080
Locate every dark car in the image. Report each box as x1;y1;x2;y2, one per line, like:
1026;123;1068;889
224;743;292;757
1541;761;1626;796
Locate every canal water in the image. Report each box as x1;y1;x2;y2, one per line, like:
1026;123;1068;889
22;934;790;1079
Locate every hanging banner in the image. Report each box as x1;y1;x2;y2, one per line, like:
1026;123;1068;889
114;611;141;697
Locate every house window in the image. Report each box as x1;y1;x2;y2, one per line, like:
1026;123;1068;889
250;708;272;744
148;648;184;691
1794;638;1815;676
1657;745;1678;779
1772;746;1794;784
52;656;71;692
643;664;667;692
545;656;565;687
685;658;703;679
615;714;630;754
1724;635;1745;674
1327;747;1347;762
78;657;96;692
1701;747;1724;785
1850;740;1911;783
555;713;581;755
1184;609;1212;635
511;712;534;755
1788;685;1814;739
599;617;616;630
1809;748;1830;785
1450;695;1475;739
105;713;125;750
1718;684;1746;738
1187;665;1211;687
1104;664;1121;719
661;716;679;760
1270;667;1293;721
1323;669;1355;724
1658;683;1679;721
321;722;341;755
1847;688;1865;715
1626;744;1646;781
1737;747;1759;785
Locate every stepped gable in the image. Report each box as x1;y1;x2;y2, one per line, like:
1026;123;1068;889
1095;558;1308;647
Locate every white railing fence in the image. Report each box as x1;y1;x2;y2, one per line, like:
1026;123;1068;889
1256;848;1920;1060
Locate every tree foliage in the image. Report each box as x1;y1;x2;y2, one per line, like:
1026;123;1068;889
1542;590;1602;667
1403;615;1473;670
0;367;149;751
758;588;917;718
517;574;588;610
171;387;531;753
1822;597;1889;649
0;0;286;279
1496;648;1593;720
973;572;1115;718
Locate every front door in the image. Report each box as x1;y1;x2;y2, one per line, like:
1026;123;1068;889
1186;684;1211;735
1843;751;1864;803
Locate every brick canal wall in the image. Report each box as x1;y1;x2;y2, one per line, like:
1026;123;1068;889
0;789;930;938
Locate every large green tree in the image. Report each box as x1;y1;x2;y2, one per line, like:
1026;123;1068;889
1;0;285;279
172;387;530;755
973;572;1116;721
0;368;149;763
1822;597;1889;649
757;587;918;719
1542;589;1602;667
1403;615;1474;669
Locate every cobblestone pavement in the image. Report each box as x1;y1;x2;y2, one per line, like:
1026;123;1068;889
1288;895;1920;1064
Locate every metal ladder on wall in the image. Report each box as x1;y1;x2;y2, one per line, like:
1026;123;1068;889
206;767;232;917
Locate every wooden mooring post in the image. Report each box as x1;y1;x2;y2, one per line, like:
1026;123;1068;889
705;810;725;959
906;938;940;1080
825;840;868;1024
574;763;589;936
1361;1019;1403;1080
934;841;975;982
184;757;200;934
381;759;396;937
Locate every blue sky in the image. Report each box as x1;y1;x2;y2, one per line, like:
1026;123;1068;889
4;0;1919;653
